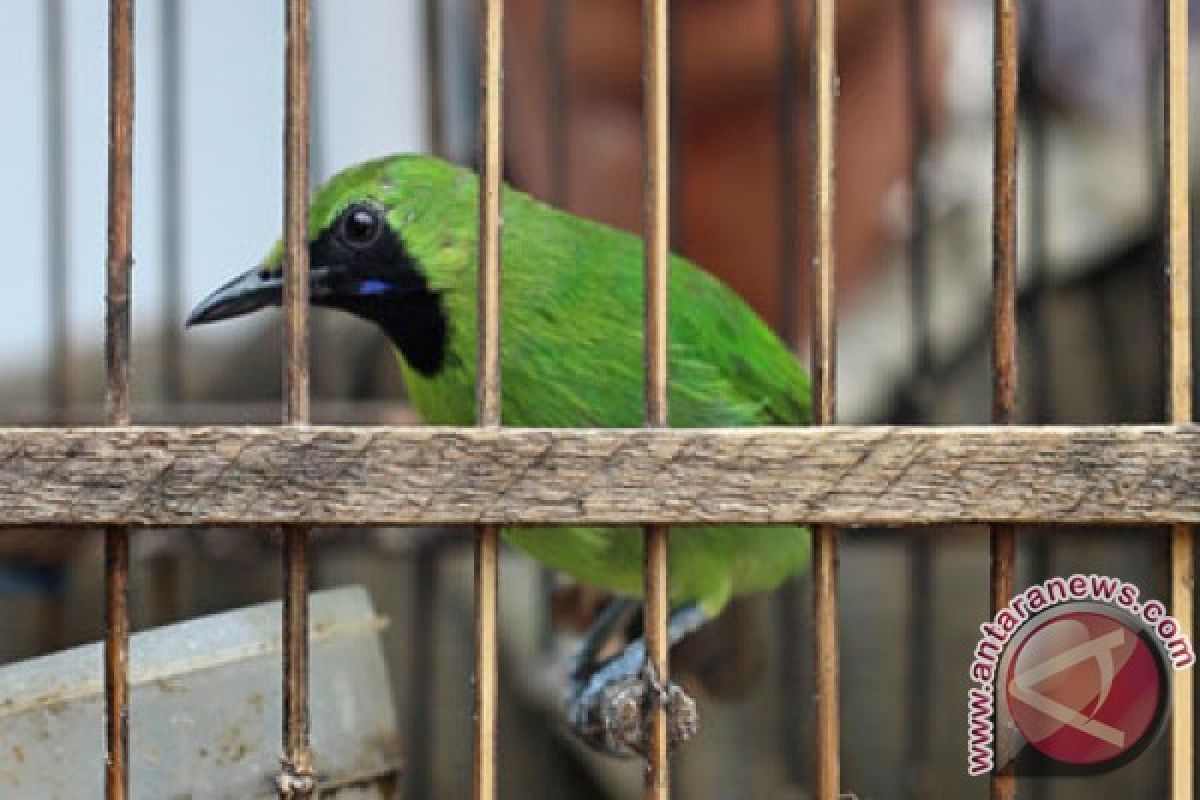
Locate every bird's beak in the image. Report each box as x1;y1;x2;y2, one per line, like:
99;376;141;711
186;266;282;327
186;265;340;327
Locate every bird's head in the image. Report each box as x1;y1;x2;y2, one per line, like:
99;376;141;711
187;154;465;376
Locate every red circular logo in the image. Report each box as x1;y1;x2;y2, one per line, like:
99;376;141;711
1005;610;1164;766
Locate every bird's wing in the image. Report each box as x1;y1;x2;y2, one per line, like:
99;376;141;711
495;193;810;430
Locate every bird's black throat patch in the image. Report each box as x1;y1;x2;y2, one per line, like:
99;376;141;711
309;209;448;377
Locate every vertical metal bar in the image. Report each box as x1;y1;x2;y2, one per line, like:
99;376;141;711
992;4;1018;430
991;2;1018;799
1166;0;1194;796
473;525;500;800
425;0;446;157
810;1;840;798
478;0;503;431
43;0;71;419
642;0;670;797
160;0;184;403
107;2;134;429
902;3;934;796
105;1;135;798
103;527;130;799
283;1;312;427
280;1;314;798
476;1;504;798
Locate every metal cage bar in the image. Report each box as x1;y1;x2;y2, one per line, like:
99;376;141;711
104;1;135;798
280;1;315;797
990;2;1019;798
641;0;672;796
1166;0;1194;795
475;0;504;797
809;0;840;797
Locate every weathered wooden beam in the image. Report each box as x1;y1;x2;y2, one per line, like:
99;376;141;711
0;425;1194;527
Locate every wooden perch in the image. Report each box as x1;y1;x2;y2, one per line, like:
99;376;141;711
0;425;1194;528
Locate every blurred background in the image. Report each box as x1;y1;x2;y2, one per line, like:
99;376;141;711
0;0;1194;797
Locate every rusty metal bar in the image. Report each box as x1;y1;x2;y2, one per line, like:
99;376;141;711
103;526;130;798
991;1;1018;798
810;0;840;797
105;1;135;797
475;0;504;798
478;1;503;431
280;526;314;798
1166;0;1195;795
284;0;312;428
473;523;500;800
107;3;134;429
642;0;671;797
991;5;1018;428
280;1;315;798
43;0;71;418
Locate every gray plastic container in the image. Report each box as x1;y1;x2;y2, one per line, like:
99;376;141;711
0;586;400;799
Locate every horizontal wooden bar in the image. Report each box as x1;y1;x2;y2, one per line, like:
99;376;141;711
0;425;1196;527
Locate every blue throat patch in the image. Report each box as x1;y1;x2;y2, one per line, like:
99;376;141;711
358;279;395;296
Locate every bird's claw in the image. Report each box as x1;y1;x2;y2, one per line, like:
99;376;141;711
568;659;698;757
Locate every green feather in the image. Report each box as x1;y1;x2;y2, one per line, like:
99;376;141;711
301;154;812;615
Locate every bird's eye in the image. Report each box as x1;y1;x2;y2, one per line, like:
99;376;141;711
339;204;383;249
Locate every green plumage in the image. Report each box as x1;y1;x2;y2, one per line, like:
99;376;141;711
274;154;812;614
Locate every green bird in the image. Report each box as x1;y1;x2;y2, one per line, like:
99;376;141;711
188;154;810;754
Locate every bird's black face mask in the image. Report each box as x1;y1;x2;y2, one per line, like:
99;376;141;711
186;202;447;376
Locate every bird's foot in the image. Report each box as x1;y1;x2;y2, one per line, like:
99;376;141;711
568;657;698;757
